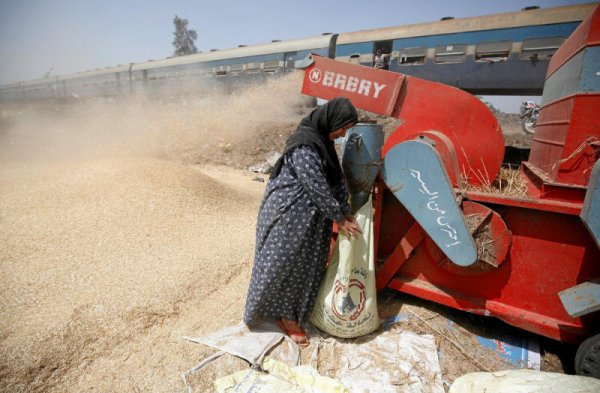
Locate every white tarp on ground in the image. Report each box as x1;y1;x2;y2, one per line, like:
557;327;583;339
183;322;444;393
316;330;445;393
214;357;349;393
182;321;298;366
449;369;600;393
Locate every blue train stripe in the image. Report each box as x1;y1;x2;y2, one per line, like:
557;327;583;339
143;47;329;71
335;22;580;56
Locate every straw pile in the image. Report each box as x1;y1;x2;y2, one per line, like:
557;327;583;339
466;166;529;198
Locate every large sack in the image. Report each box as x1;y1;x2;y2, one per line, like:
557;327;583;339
310;196;380;338
449;369;600;393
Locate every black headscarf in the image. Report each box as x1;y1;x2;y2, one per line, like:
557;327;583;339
271;97;358;187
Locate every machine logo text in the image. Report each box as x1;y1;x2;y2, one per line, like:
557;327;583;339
309;68;386;99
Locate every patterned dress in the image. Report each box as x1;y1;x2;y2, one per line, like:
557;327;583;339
244;145;350;326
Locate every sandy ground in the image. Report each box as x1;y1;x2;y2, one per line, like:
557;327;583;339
1;75;547;392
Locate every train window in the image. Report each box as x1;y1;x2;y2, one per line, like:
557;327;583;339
214;65;227;76
229;64;244;74
434;44;467;63
246;62;260;73
349;54;361;65
399;47;427;65
263;60;280;70
520;37;565;60
476;41;511;61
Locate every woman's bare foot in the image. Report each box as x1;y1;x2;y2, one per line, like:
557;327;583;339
277;319;309;347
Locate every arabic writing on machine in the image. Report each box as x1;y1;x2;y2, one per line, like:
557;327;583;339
409;169;461;248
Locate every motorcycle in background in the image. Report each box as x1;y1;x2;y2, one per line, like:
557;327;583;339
519;100;539;135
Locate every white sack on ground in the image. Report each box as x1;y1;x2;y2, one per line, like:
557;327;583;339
310;196;380;338
449;369;600;393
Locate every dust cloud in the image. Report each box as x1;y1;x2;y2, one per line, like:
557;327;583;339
0;74;309;392
0;73;310;166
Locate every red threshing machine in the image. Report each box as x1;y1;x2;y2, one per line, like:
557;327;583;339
300;6;600;376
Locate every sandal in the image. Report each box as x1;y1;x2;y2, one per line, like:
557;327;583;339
277;319;310;347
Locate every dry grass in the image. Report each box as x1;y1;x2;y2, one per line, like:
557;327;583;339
466;166;528;198
465;214;496;266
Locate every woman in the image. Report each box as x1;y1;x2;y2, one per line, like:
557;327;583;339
244;97;362;346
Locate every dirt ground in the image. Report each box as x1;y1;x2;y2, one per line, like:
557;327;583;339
0;75;556;393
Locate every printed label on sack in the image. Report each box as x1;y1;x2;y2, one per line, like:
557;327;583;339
309;196;380;338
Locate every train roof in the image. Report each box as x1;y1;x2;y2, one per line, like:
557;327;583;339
336;3;597;45
9;34;334;85
15;64;132;86
60;64;132;81
131;34;334;71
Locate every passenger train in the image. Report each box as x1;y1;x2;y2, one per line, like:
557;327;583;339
0;3;596;100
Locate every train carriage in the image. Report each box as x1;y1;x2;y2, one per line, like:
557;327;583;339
115;34;336;97
334;3;597;95
0;3;596;100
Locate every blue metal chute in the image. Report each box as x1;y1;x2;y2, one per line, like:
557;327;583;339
341;123;384;214
581;159;600;249
381;137;477;266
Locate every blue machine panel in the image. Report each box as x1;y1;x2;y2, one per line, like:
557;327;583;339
342;123;384;214
382;138;477;266
581;159;600;248
559;281;600;318
542;46;600;105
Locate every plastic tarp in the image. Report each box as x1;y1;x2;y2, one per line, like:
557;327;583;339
318;330;445;393
182;321;297;366
444;320;540;370
214;357;349;393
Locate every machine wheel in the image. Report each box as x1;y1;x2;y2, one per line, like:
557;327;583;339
521;116;536;135
575;333;600;378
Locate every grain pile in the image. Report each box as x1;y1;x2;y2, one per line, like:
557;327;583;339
0;74;308;392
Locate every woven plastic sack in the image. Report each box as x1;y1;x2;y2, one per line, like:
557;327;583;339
310;196;380;338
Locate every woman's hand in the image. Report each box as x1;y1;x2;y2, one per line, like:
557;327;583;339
336;215;362;238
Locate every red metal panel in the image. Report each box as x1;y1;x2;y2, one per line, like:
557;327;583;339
375;222;425;291
388;278;585;342
560;94;600;185
528;96;573;174
528;7;600;191
380;204;600;342
528;95;600;187
301;55;404;116
547;5;600;78
466;190;583;216
382;75;504;187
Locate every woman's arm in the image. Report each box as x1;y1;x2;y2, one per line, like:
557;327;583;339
290;146;345;222
290;146;361;236
332;183;351;217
